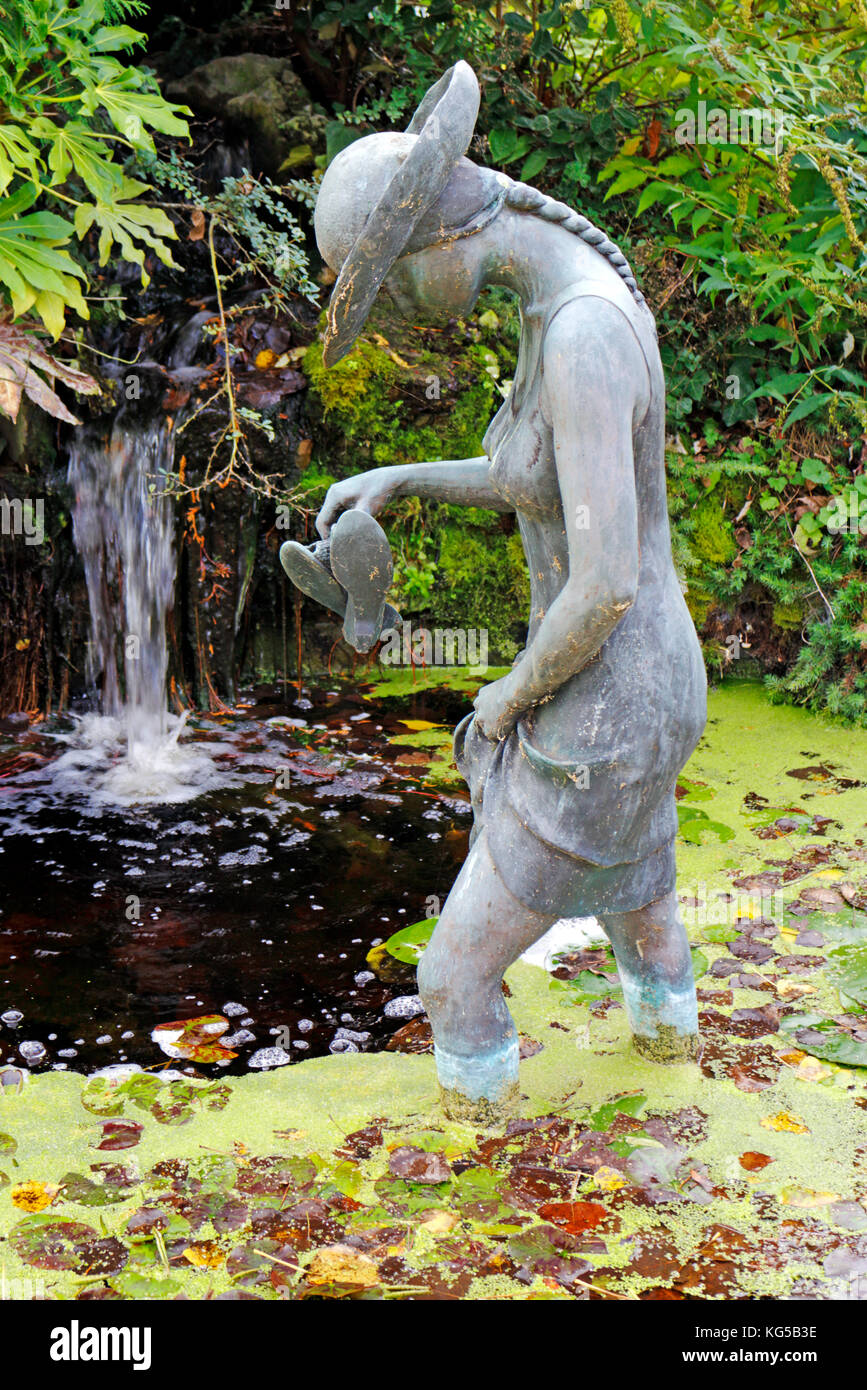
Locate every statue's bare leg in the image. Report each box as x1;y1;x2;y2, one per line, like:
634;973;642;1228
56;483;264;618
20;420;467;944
417;827;556;1123
598;890;699;1062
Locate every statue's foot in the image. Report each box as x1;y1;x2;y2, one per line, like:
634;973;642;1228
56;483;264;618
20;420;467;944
329;509;394;653
438;1081;520;1128
434;1038;520;1127
633;1027;701;1064
280;527;400;644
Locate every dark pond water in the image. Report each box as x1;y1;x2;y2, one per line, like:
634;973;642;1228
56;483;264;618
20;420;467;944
0;682;474;1075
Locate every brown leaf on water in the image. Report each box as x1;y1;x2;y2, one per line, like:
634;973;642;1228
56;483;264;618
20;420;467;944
385;1017;433;1054
730;939;775;964
151;1014;236;1063
728;1004;781;1037
387;1146;452;1184
96;1120;143;1151
774;954;825;974
730;1064;774;1092
538;1200;612;1234
800;886;846;907
739;1152;774;1171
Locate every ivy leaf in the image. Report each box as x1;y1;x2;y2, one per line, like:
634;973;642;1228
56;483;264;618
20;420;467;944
520;149;549;183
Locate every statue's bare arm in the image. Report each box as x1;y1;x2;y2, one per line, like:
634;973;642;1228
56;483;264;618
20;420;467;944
315;457;511;536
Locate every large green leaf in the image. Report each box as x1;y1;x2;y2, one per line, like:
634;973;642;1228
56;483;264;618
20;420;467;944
74;186;178;285
383;917;437;964
76;68;191;148
30;118;125;201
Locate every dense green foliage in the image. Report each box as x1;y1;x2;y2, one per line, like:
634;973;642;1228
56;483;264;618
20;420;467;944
0;0;191;334
287;0;867;719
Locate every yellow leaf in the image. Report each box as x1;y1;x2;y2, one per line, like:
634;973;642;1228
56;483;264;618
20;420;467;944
592;1166;628;1192
780;1185;840;1208
760;1110;810;1134
307;1244;379;1287
11;1181;59;1212
419;1210;459;1235
793;1057;832;1083
777;980;815;999
398;719;442;731
779;1048;806;1065
621;136;642;155
255;349;275;369
182;1242;224;1269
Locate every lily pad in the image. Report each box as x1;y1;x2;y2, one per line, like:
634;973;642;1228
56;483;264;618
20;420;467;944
383;917;437;964
827;942;867;1008
10;1214;98;1270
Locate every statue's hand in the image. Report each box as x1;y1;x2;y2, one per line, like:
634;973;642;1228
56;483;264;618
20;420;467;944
472;673;522;743
316;470;398;538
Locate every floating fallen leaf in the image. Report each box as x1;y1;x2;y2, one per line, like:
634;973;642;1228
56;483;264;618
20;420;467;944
398;719;443;731
780;1185;840;1208
592;1166;628;1192
388;1146;452;1183
739;1152;773;1171
96;1120;143;1151
779;1048;806;1066
793;1057;832;1083
183;1242;225;1269
151;1014;237;1063
760;1110;810;1134
11;1180;59;1212
538;1201;609;1233
307;1244;379;1287
730;1065;774;1093
418;1210;459;1235
777;980;816;999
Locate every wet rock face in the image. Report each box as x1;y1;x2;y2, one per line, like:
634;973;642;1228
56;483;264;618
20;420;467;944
166;55;327;176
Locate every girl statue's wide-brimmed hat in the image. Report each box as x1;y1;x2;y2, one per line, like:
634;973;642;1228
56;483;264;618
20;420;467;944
316;60;505;366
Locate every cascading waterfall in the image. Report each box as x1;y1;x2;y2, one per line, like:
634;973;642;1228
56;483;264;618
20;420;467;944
69;418;176;746
60;319;218;805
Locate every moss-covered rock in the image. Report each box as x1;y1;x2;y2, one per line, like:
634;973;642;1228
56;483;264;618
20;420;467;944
689;491;739;565
166;54;327;175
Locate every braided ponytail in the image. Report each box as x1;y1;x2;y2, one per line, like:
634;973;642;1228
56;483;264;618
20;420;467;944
504;181;650;315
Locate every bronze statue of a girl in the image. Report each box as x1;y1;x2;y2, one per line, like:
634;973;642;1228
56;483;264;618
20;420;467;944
281;62;707;1122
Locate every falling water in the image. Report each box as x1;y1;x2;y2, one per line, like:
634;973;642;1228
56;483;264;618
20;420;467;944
62;323;219;804
69;419;176;744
